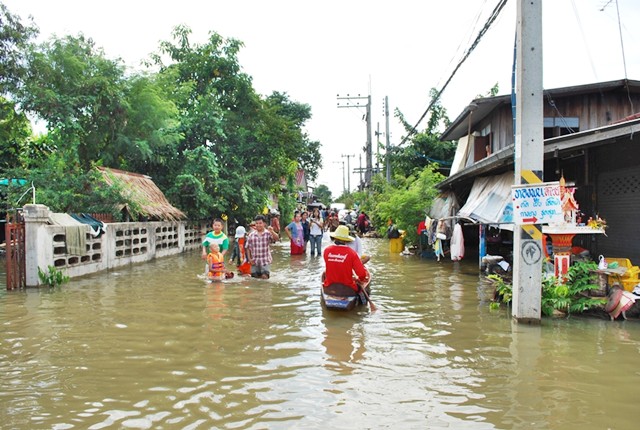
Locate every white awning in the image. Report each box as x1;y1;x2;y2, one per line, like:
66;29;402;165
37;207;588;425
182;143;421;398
429;191;459;220
458;172;515;225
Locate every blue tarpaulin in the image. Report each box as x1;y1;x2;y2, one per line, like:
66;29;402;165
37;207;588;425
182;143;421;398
0;178;29;186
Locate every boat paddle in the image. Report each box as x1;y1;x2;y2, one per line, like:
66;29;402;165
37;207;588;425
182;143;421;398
359;285;377;312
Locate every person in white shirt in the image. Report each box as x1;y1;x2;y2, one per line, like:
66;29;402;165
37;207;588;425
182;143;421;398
346;223;370;264
308;207;324;256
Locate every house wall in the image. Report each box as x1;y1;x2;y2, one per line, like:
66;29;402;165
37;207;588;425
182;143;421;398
591;139;640;264
479;90;640;153
538;137;640;264
543;91;640;129
477;109;513;153
23;204;208;286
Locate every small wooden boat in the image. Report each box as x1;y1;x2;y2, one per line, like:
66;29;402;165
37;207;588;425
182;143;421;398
321;279;371;311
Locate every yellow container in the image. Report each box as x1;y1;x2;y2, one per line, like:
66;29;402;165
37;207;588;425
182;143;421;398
389;237;404;253
605;257;640;289
622;279;639;292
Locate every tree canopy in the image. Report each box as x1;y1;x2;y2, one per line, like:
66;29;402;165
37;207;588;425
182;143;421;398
0;3;321;222
391;88;455;177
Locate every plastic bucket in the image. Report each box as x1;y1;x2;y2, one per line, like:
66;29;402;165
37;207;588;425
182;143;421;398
389;237;403;253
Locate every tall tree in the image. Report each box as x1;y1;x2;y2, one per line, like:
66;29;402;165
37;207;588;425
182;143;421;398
153;26;321;220
313;184;332;206
0;2;38;95
264;91;322;181
392;88;455;176
18;34;128;169
105;73;182;183
0;2;38;172
0;95;31;170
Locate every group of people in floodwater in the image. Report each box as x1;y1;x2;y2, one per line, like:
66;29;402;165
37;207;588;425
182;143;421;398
200;208;371;298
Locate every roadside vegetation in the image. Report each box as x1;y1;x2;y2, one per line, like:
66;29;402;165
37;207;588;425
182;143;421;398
333;89;456;245
489;261;606;316
0;3;319;224
2;2;458;232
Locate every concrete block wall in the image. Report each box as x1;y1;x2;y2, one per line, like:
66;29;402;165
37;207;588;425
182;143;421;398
23;204;208;286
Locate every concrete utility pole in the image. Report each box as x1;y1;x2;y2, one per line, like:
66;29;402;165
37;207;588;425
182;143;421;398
333;161;346;194
384;96;391;182
375;122;381;175
358;154;363;190
366;94;372;184
512;0;544;324
341;154;355;192
337;93;373;187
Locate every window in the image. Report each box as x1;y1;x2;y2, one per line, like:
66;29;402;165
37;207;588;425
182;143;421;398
544;117;579;138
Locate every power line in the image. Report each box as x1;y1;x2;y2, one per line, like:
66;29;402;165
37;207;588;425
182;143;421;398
399;0;509;147
570;0;599;81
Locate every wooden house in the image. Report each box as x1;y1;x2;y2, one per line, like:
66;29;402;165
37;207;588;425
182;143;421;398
436;79;640;264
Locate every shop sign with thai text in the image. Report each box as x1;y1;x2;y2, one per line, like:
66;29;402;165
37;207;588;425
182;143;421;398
511;181;563;225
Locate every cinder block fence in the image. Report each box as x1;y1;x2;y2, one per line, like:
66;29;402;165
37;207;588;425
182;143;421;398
23;204;208;286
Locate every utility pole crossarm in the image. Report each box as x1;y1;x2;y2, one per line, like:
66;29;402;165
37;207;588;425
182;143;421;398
337;92;373;187
341;154;355;192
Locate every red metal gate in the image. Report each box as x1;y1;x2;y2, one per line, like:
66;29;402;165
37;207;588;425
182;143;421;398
5;211;26;290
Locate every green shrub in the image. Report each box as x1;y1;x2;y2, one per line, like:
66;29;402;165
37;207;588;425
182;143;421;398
38;265;70;287
488;260;605;316
541;260;605;316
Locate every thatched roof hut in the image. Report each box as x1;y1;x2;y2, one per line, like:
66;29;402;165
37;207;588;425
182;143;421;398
98;167;186;221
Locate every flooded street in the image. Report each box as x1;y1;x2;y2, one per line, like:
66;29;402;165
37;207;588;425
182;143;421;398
1;235;639;429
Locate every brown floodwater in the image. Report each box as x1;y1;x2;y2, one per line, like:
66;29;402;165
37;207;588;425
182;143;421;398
1;235;638;429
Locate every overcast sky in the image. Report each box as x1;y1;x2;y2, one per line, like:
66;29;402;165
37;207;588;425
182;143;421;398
4;0;640;197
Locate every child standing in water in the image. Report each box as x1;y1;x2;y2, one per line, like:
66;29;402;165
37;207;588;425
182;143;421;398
230;226;251;276
207;243;226;281
285;211;305;255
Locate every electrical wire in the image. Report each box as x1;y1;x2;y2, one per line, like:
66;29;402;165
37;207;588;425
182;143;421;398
614;0;634;114
571;0;599;81
399;0;510;146
435;0;490;92
545;93;577;133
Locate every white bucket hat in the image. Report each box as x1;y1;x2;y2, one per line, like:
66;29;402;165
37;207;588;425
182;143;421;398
235;226;246;238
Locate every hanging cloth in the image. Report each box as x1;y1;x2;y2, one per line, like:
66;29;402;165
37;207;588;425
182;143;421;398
450;223;465;261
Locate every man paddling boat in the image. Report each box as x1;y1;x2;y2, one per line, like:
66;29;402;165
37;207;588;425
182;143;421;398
322;225;370;297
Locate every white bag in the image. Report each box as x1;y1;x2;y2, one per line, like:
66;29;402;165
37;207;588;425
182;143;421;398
598;255;608;270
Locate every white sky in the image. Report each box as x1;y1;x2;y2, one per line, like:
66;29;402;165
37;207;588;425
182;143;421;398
4;0;640;197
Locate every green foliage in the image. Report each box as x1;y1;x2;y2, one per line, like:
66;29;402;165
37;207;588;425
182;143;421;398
277;175;297;224
372;167;444;245
105;74;182;178
167;146;220;219
392;88;455;176
0;3;38;94
541;261;605;316
313;184;332;207
3;16;322;222
0;96;32;170
476;82;500;98
2;162;132;219
38;265;70;287
488;273;512;306
152;27;320;219
487;261;605;316
18;34;129;169
334;190;371;213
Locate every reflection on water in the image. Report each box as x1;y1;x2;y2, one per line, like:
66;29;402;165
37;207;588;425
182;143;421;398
1;235;639;429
